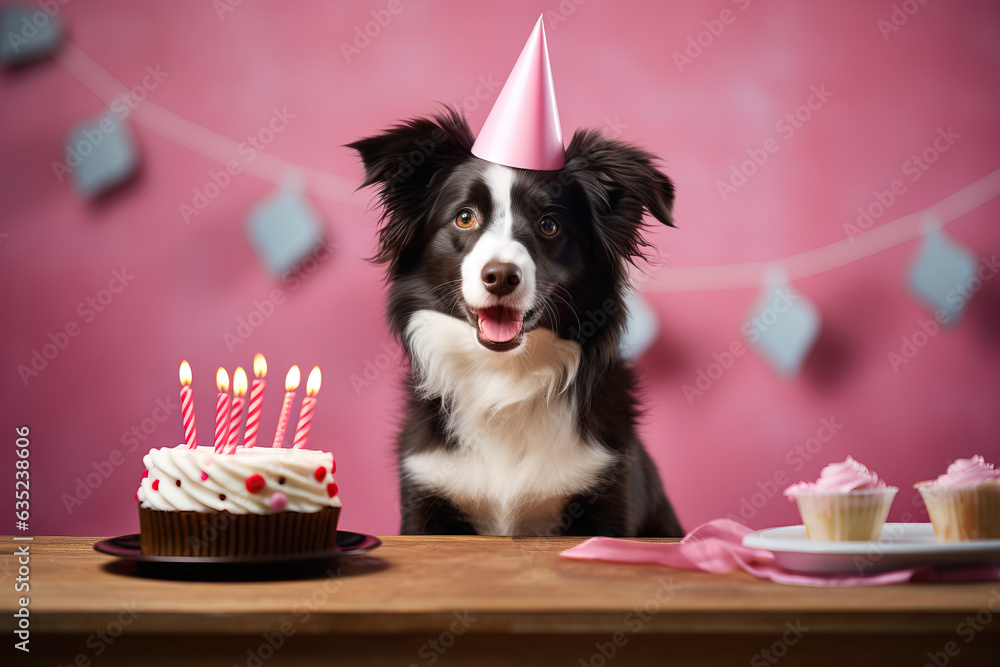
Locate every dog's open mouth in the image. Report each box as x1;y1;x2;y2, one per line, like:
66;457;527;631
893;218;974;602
471;306;525;351
478;306;523;342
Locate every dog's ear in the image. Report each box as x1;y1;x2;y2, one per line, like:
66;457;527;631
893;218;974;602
347;108;474;269
563;129;675;267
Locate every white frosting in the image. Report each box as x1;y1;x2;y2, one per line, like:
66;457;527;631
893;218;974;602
137;445;341;514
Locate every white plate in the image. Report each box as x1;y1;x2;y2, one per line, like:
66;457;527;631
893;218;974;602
742;523;1000;574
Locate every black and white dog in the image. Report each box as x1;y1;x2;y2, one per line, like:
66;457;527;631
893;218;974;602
349;109;683;537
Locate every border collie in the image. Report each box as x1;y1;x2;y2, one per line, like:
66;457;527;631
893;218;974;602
349;109;683;537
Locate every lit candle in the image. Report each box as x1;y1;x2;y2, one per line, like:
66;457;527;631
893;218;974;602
225;367;247;453
243;353;267;448
292;367;321;449
214;368;231;453
271;365;300;448
179;361;198;449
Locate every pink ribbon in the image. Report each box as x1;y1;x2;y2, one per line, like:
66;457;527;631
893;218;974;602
560;519;1000;587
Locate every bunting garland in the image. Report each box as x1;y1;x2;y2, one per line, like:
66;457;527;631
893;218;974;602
8;9;996;378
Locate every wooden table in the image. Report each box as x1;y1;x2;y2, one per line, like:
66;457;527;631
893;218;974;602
3;535;999;666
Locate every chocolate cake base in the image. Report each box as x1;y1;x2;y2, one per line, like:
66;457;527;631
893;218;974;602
138;505;341;557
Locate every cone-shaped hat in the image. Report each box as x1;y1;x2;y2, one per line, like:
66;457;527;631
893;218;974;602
471;15;565;170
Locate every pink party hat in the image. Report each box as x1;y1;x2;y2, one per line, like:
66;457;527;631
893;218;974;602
471;15;565;171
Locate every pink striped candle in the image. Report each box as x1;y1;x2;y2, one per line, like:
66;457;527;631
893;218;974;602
271;365;300;448
214;368;230;453
243;353;267;448
179;361;198;449
225;367;247;453
292;367;321;449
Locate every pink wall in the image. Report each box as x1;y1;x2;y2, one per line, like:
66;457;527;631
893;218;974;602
3;0;999;537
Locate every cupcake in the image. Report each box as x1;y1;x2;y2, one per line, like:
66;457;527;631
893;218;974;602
915;456;1000;542
784;457;897;541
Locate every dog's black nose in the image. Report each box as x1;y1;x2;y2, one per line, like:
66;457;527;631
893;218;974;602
481;262;521;296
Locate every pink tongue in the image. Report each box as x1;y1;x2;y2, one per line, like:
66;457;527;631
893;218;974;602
478;307;523;343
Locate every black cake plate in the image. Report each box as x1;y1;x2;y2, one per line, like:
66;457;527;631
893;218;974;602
94;530;381;565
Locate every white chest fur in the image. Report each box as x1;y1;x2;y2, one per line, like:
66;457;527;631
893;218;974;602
402;310;615;535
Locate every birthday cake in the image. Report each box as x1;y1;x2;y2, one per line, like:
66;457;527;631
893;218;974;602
136;445;340;557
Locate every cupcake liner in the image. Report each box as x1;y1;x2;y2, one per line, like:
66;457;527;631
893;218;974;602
792;488;897;541
917;481;1000;542
138;505;340;557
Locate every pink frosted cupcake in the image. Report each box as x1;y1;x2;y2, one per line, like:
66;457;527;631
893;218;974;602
784;457;897;541
915;456;1000;542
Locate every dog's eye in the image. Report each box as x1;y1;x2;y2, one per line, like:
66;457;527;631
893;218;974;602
539;216;559;237
455;209;477;229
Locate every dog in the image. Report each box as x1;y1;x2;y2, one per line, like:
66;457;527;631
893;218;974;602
349;109;683;537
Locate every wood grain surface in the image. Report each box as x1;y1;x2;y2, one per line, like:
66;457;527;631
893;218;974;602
3;535;999;666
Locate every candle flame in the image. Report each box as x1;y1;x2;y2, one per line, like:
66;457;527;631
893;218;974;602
216;367;230;393
305;366;322;397
233;367;248;397
253;353;267;379
179;360;192;386
285;365;301;391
